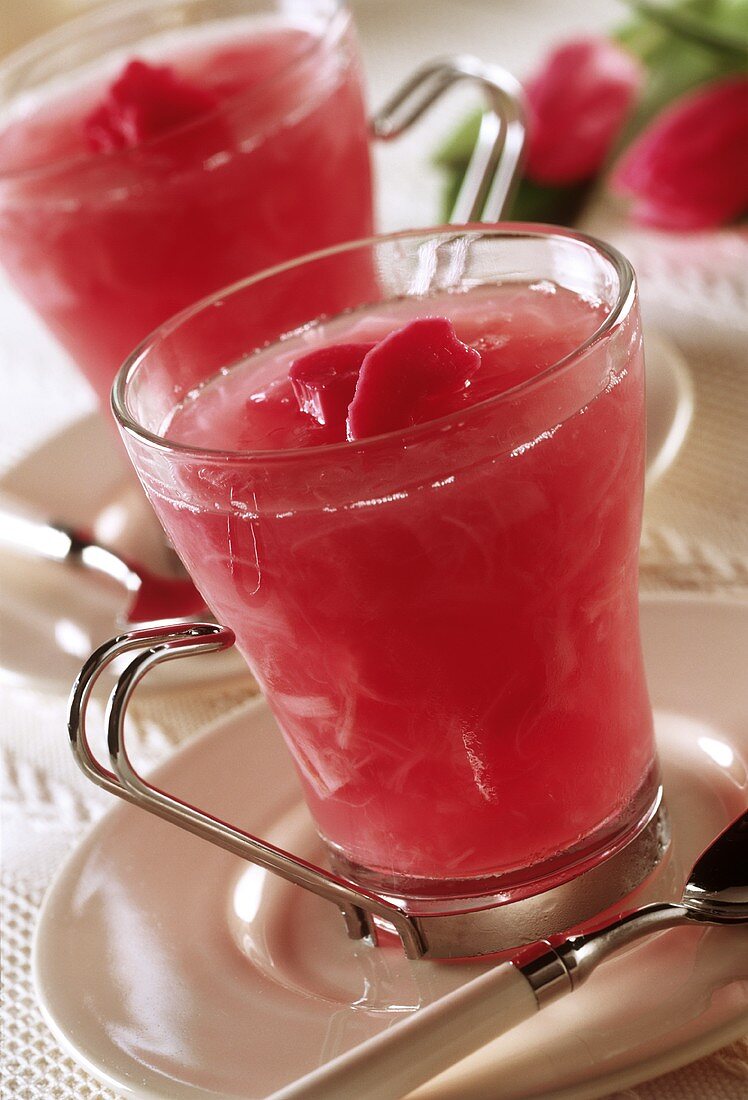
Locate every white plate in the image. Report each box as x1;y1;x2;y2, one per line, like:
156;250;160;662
643;332;693;487
1;335;691;695
33;596;748;1100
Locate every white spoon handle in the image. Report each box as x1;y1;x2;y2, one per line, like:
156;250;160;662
274;904;691;1100
272;961;538;1100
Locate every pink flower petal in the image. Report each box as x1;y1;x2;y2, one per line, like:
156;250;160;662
612;77;748;230
525;37;642;185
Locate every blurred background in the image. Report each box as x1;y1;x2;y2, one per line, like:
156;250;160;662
2;0;623;63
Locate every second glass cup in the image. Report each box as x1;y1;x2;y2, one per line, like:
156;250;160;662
0;0;373;407
113;225;661;911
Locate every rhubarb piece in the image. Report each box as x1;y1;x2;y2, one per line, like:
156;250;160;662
290;343;374;429
84;59;221;153
346;317;481;441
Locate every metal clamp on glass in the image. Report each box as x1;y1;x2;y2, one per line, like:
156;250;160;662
371;55;527;222
68;621;430;959
69;622;670;961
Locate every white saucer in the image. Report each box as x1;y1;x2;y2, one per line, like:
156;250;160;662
642;332;693;488
1;334;691;695
33;596;748;1100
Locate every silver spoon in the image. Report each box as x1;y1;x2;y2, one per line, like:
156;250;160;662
0;492;206;625
275;811;748;1100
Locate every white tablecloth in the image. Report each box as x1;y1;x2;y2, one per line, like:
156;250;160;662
1;3;747;1099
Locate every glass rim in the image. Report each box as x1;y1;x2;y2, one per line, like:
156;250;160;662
0;0;345;185
113;222;638;464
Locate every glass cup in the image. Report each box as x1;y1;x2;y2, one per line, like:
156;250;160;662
112;225;661;917
0;0;373;408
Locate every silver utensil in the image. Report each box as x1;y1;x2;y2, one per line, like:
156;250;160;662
372;54;526;222
0;493;206;624
273;811;748;1100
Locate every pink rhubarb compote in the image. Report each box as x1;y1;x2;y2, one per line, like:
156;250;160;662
0;6;372;406
139;277;656;895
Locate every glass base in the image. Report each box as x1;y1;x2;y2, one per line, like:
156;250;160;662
327;762;664;907
325;768;671;958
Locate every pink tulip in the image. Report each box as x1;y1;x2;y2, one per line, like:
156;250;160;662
612;77;748;230
525;38;642;185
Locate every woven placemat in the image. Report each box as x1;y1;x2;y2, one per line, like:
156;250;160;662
582;211;748;598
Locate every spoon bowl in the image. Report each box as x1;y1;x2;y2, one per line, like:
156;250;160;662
0;491;207;625
683;812;748;921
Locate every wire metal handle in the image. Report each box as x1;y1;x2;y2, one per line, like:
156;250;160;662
67;622;428;958
372;54;527;223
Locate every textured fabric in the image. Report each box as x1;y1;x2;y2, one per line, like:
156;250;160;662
1;6;747;1097
1;690;114;1100
581;205;748;598
607;1038;748;1100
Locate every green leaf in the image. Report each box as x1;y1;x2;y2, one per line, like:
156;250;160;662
618;0;748;57
615;0;747;136
433;110;483;170
437;164;590;227
508;178;591;224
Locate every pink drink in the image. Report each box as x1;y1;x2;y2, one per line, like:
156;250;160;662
0;2;371;406
119;230;657;899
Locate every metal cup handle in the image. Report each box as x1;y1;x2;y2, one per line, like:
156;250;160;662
68;621;429;958
371;55;527;223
